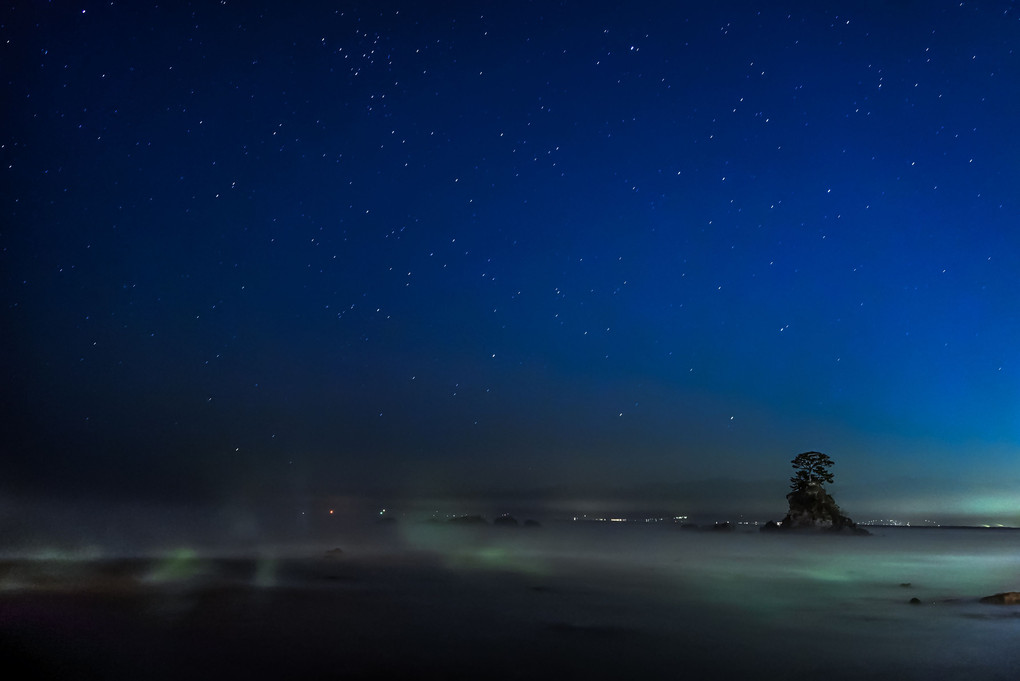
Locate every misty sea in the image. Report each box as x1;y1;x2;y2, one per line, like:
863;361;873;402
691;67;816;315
2;523;1018;680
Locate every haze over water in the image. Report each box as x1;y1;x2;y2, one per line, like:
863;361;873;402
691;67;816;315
3;522;1018;680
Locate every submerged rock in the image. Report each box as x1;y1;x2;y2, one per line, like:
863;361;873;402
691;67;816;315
979;592;1020;605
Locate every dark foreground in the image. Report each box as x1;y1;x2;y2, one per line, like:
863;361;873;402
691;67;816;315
5;554;708;680
2;528;1019;680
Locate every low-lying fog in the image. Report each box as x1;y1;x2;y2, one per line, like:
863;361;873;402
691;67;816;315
3;519;1018;680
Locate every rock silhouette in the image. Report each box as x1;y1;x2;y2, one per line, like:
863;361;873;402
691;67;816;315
763;451;869;535
778;480;869;534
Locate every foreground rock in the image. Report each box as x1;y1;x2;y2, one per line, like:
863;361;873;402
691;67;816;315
763;481;869;535
980;592;1020;604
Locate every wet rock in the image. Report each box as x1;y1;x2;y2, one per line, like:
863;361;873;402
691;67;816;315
979;592;1020;605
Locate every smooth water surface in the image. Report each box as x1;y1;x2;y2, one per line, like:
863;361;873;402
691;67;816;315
2;525;1018;680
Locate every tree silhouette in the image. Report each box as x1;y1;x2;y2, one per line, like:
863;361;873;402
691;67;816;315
789;451;835;491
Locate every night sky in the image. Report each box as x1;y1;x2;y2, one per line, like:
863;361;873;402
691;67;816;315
3;1;1019;532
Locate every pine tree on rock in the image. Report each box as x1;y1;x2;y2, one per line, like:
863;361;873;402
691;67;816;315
761;450;869;535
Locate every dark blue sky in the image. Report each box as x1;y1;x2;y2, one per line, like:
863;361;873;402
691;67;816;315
3;1;1019;526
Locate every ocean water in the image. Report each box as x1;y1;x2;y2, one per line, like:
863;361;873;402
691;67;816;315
2;524;1018;680
385;523;1020;679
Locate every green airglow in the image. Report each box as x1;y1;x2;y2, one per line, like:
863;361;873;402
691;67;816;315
147;548;200;583
254;556;277;587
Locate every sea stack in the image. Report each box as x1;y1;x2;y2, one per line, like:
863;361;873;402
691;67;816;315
762;451;869;535
778;480;869;534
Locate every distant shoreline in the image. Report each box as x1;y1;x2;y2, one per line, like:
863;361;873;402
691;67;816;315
861;524;1019;531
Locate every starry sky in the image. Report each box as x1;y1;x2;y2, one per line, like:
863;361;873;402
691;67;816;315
3;1;1019;531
